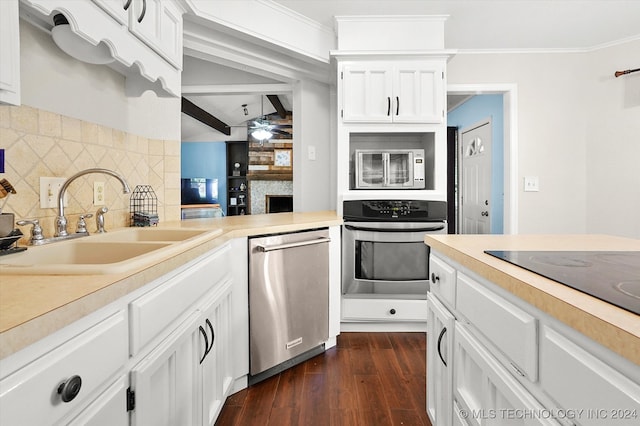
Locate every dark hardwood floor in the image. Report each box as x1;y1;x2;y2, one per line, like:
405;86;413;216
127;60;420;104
215;332;432;426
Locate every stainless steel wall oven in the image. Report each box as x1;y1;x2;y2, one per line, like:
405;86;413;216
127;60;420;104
342;200;447;300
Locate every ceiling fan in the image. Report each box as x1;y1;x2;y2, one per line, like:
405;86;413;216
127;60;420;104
249;95;291;142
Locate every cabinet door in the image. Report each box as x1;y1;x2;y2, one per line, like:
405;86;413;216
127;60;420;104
129;0;183;68
342;63;393;122
427;293;455;426
454;324;559;426
393;63;444;123
0;0;20;105
92;0;128;24
130;311;199;426
199;281;234;426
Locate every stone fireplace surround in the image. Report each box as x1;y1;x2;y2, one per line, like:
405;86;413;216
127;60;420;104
249;180;293;215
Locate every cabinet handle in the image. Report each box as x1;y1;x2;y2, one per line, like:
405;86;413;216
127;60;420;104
57;375;82;403
199;325;209;364
206;318;215;352
395;96;399;116
431;272;440;284
199;319;216;364
387;97;391;116
437;327;448;367
123;0;132;10
137;0;147;23
389;308;396;315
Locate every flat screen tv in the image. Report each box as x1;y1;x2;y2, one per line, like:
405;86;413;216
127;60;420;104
181;178;218;205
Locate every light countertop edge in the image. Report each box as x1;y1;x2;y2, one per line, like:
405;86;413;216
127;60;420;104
424;234;640;366
0;211;342;359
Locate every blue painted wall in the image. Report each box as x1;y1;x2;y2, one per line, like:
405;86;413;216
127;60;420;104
181;142;227;213
448;95;504;234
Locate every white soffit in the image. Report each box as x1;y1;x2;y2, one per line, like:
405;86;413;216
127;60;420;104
273;0;640;52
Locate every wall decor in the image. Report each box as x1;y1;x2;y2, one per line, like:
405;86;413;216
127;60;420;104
274;149;292;167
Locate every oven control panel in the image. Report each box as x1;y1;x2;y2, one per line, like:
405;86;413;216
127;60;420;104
343;200;447;221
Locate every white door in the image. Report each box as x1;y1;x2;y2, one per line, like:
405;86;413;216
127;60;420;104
460;120;492;234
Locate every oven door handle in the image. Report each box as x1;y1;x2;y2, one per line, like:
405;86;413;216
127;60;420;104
344;222;445;233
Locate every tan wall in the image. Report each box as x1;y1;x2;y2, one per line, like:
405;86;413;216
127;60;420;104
0;105;181;243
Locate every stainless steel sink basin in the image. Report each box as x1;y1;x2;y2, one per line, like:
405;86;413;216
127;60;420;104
0;228;223;275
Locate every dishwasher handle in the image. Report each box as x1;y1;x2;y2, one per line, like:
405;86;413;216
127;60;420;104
256;237;331;252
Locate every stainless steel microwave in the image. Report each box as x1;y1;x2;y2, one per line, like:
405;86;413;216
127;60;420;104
354;149;425;189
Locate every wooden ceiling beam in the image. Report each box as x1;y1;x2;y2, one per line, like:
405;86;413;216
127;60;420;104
181;97;231;135
267;95;289;119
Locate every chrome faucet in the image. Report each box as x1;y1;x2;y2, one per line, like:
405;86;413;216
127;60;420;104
55;168;130;237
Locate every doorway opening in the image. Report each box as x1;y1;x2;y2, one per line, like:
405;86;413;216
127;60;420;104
447;84;518;234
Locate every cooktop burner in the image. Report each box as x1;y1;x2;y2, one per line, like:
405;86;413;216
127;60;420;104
484;251;640;315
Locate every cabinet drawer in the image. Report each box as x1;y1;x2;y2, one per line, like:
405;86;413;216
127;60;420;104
67;375;128;426
430;254;456;308
454;324;558;426
0;311;128;426
540;326;640;426
342;298;427;321
129;244;231;355
456;272;537;381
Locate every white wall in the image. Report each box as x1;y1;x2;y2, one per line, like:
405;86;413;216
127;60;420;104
585;40;640;239
447;44;637;235
20;21;180;141
293;79;334;212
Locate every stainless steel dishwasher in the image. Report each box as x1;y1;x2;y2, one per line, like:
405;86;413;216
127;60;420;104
248;228;330;384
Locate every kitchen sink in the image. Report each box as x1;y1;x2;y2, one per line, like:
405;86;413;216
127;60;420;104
90;228;210;242
0;228;223;275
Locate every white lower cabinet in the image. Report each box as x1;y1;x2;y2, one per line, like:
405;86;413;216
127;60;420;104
199;281;234;425
454;324;559;426
427;293;455;426
428;251;640;426
0;239;248;426
129;310;200;426
0;310;128;426
129;246;239;426
540;326;640;426
67;375;128;426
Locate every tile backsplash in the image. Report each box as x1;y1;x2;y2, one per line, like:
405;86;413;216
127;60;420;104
0;105;180;243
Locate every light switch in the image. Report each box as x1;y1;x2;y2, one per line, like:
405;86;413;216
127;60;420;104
524;176;539;192
40;177;67;209
308;145;316;161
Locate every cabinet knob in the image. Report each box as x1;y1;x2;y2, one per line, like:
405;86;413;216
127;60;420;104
389;308;396;315
431;272;440;283
57;375;82;403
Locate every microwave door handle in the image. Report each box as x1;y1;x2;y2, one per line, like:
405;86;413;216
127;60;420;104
383;153;389;186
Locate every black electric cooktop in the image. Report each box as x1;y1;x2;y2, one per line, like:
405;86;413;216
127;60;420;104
484;251;640;315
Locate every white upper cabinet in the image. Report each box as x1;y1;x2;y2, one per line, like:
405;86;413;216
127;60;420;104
21;0;184;96
127;0;183;68
341;60;445;124
0;0;20;105
93;0;183;68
